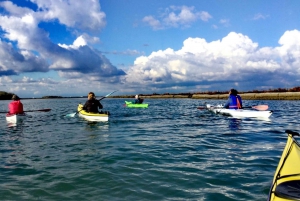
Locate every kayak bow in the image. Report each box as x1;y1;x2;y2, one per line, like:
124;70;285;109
268;130;300;201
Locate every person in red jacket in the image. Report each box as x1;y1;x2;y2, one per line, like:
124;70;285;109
9;95;24;114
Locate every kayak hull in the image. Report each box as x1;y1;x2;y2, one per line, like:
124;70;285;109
6;113;26;123
268;130;300;201
206;104;272;118
77;104;109;121
125;101;148;108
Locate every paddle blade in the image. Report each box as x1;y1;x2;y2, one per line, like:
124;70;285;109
252;105;269;111
66;112;77;117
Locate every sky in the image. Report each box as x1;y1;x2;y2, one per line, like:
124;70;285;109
1;0;300;98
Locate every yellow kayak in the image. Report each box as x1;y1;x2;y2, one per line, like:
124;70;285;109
77;104;109;121
268;130;300;201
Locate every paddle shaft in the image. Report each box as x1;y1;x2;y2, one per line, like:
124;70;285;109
98;90;117;101
0;108;51;113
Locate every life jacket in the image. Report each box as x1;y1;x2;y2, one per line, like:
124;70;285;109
229;96;242;109
9;100;24;114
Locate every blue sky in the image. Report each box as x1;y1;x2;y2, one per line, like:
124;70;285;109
1;0;300;98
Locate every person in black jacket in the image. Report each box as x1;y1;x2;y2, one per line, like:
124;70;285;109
133;94;143;104
83;92;103;113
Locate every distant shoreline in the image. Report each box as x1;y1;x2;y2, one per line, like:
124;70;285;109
112;92;300;100
1;92;300;100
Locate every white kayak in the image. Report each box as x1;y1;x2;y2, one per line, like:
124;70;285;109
206;104;272;118
6;113;26;123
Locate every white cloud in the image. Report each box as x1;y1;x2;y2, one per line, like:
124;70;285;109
124;31;300;92
220;19;230;27
253;13;269;20
143;5;212;30
0;0;125;79
32;0;106;31
143;16;162;30
0;1;33;17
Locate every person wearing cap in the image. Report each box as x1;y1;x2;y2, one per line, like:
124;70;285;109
83;92;103;113
9;94;24;114
224;89;243;109
133;94;143;104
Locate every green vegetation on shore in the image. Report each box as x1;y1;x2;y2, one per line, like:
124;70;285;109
0;91;14;100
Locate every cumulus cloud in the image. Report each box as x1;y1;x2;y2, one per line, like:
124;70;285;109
143;5;212;30
0;0;125;81
32;0;106;31
124;31;300;92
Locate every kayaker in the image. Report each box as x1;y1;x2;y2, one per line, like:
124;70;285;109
134;95;143;104
224;89;243;109
8;94;24;114
83;92;103;113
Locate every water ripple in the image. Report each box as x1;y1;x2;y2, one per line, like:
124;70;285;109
0;98;298;200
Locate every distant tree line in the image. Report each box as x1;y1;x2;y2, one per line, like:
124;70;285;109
1;87;300;100
0;91;14;100
42;96;63;99
195;86;300;95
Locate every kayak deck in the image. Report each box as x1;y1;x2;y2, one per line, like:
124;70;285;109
268;130;300;201
77;104;109;121
206;104;272;118
125;101;149;108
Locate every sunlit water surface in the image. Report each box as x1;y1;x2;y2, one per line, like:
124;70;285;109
0;98;299;200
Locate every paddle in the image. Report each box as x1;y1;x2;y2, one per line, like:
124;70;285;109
197;104;269;111
0;108;51;113
243;105;269;111
66;90;117;117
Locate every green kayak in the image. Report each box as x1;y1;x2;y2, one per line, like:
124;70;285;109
125;101;148;108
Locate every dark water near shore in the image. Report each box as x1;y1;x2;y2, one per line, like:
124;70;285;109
0;98;299;201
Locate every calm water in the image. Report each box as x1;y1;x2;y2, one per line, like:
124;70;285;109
0;98;299;201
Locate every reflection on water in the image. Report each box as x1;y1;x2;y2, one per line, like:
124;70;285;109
228;118;242;130
6;122;24;134
85;121;109;131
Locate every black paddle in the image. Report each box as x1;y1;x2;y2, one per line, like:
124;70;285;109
0;108;51;113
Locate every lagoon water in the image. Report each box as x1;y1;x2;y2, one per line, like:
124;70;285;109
0;98;299;200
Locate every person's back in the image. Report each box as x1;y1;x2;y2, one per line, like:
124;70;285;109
9;95;24;114
224;89;242;109
134;95;143;104
83;92;103;113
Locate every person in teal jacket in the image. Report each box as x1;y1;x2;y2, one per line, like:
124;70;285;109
224;89;243;109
